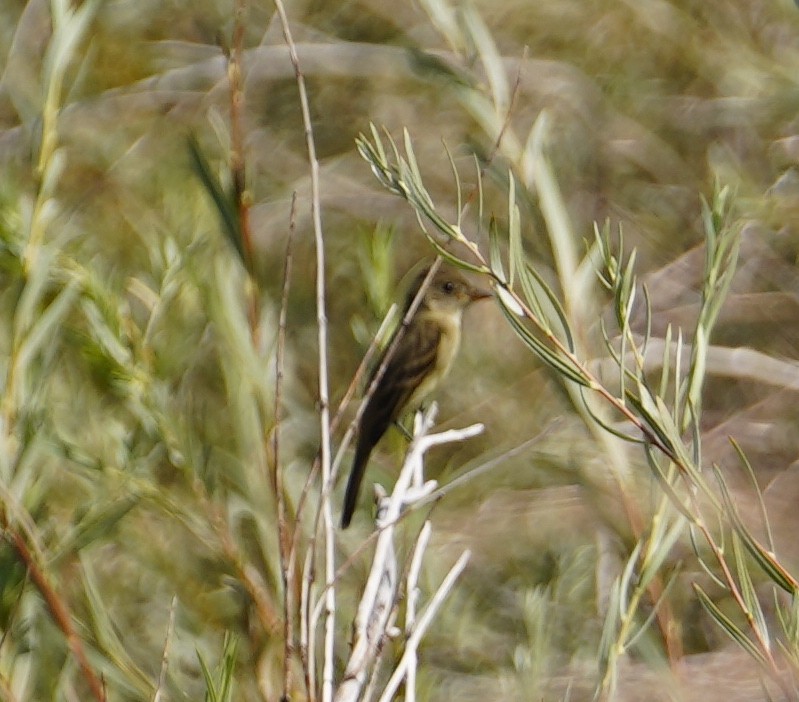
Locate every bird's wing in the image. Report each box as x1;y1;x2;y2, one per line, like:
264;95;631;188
341;320;441;528
365;318;441;430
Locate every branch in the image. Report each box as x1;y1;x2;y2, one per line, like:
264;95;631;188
4;525;106;702
271;2;334;700
334;406;481;702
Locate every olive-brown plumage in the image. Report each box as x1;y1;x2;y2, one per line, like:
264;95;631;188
341;267;490;528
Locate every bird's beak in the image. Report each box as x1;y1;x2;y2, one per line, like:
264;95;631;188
467;283;493;303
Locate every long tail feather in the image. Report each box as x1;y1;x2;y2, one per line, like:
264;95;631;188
341;440;372;528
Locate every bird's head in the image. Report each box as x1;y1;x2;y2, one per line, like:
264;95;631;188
408;267;492;315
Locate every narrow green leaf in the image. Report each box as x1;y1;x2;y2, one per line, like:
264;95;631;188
578;386;644;444
81;555;152;695
515;262;548;331
370;122;387;164
643;443;695;521
625;570;680;650
198;649;218;702
597;578;622;670
404;127;425;193
16;279;78;374
674;328;684;417
524;263;574;351
526;112;579;288
442;141;463;228
624;393;675;459
658;324;672;402
701;196;716;257
618;539;644;614
186;136;244;265
407;47;473;87
507;172;520;285
686;324;707;417
474;154;484;228
423;232;485;273
488;216;506;283
53;494;140;561
638;517;685;589
599;318;622;364
730;438;775;551
197;633;239;702
714;465;797;594
13;242;58;339
689;523;728;590
732;531;771;651
654;396;707;487
687;400;701;467
461;4;509;113
693;583;767;665
593;221;614;290
45;0;103;85
385;125;404;171
496;294;589;385
641;283;653;358
615;249;637;329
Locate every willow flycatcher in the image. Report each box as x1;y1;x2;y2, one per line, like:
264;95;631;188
341;266;491;528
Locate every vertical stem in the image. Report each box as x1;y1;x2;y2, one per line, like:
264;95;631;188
4;524;106;702
272;2;334;700
275;193;298;700
228;0;259;340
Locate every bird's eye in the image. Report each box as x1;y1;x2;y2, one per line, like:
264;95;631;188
443;281;455;294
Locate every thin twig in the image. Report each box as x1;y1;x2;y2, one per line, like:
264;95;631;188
334;408;482;702
315;410;493;596
274;191;298;702
152;595;178;702
376;550;471;702
271;4;334;701
330;303;399;439
326;260;444;491
300;547;315;702
403;521;432;702
299;262;447;696
463;44;528;215
405;522;431;634
196;485;282;634
429;418;562;500
288;301;398;557
4;525;106;702
692;505;791;696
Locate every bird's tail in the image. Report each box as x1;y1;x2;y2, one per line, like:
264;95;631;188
341;442;371;528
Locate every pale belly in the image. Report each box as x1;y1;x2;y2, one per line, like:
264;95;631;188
405;315;461;411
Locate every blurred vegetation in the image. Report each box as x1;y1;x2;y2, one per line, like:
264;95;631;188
2;0;799;700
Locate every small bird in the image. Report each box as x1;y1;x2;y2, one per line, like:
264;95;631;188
341;265;491;528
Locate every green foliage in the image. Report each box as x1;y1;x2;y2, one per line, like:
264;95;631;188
199;633;238;702
354;4;799;693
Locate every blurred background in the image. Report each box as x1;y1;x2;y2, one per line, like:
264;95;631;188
3;0;799;700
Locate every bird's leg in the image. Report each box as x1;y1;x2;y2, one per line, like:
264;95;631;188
393;403;429;441
392;420;413;441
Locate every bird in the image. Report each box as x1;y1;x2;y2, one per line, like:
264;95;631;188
341;265;491;528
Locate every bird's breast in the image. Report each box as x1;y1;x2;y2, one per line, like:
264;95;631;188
432;313;461;376
405;309;462;410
